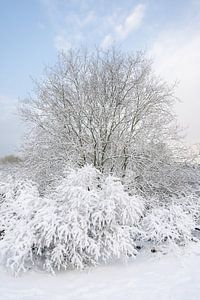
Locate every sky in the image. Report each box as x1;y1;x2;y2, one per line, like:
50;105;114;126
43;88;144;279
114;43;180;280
0;0;200;156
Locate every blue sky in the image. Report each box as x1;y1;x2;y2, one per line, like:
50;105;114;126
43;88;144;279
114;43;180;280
0;0;200;155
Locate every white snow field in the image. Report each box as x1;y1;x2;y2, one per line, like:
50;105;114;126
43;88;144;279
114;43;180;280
0;243;200;300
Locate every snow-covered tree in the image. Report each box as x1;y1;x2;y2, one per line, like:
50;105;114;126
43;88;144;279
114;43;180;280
20;48;181;195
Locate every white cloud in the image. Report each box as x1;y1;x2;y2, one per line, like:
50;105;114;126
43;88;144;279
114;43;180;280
41;0;96;50
80;10;96;28
115;4;145;39
100;34;114;49
54;35;71;53
150;27;200;143
101;4;146;49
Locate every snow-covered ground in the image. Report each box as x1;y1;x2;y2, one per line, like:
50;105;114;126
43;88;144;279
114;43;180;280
0;243;200;300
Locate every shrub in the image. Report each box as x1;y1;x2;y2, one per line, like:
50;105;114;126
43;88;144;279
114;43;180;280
0;166;144;273
140;205;196;247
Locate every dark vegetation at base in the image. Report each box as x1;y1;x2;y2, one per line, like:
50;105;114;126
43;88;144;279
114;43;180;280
0;155;22;165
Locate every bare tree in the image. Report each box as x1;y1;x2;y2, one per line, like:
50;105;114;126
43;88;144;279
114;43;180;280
20;48;180;192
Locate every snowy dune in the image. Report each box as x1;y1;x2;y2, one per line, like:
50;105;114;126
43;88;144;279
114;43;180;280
0;243;200;300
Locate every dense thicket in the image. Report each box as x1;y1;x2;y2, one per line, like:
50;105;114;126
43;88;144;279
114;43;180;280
0;166;199;274
0;166;144;273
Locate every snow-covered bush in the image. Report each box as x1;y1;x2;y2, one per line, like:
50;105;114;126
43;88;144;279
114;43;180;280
122;143;200;202
0;164;199;274
0;166;144;274
140;205;196;247
0;178;41;269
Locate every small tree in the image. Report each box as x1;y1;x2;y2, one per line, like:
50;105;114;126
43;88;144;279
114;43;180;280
20;48;179;193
